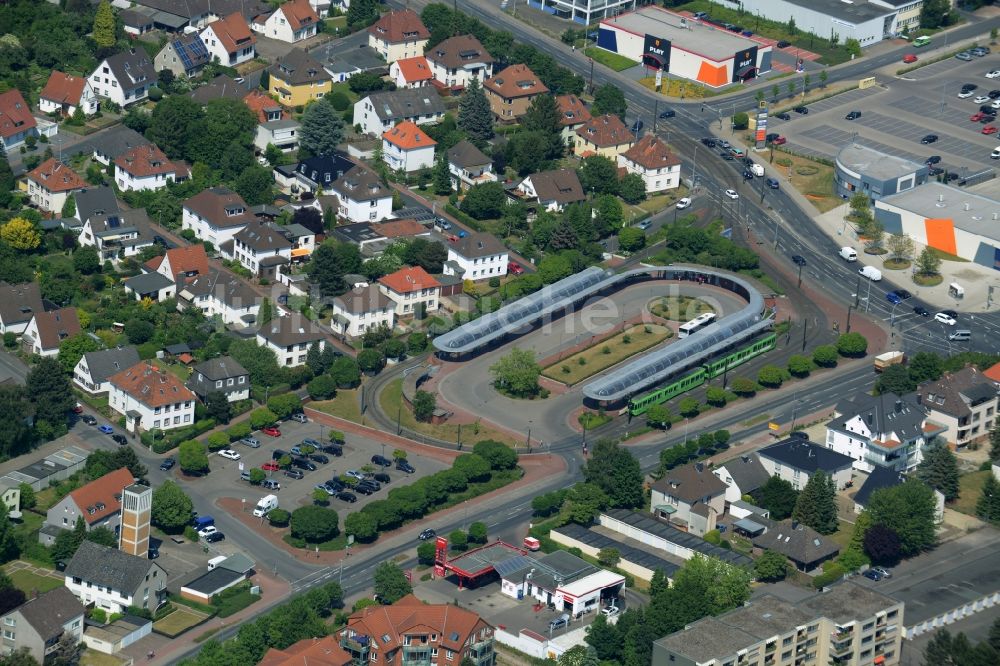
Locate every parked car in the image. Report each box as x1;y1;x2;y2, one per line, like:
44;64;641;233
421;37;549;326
845;111;862;120
955;51;973;61
630;119;643;133
310;453;330;464
793;106;808;114
112;434;128;446
984;126;998;135
549;614;570;630
81;414;97;425
359;478;381;491
419;528;437;540
290;446;304;456
290;413;307;423
772;136;787;145
988;70;1000;79
920;134;938;144
507;261;524;275
396;460;415;473
98;425;114;434
197;526;218;538
346;470;366;480
701;137;716;147
601;605;620;617
262;426;281;437
159;458;175;471
240;437;260;448
774;112;791;120
872;567;892;578
262;461;280;471
902;53;918;63
336;491;357;503
293;458;317;472
272;449;288;460
326;478;345;492
373;472;391;484
371;455;392;467
218;449;241;461
962;83;978;91
284;469;304;480
925;156;941;165
321;444;343;456
863;569;883;581
240;471;253;482
314;483;336;496
205;532;225;543
975;95;991;104
675;197;691;209
777;40;791;48
354;483;374;495
73;403;83;414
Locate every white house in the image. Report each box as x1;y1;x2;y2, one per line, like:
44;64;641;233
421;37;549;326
516;169;586;212
256;316;327;367
330;165;393;223
825;392;933;473
352;88;446;137
200;13;256;67
916;367;999;449
330;285;395;338
758;437;854;492
712;454;771;505
88;50;156;108
0;282;42;336
446;140;495;191
77;209;155;265
425;34;494;91
254;118;300;153
73;347;140;396
367;9;430;63
108;360;197;434
182;187;256;247
649;461;727;538
617;134;681;194
186;356;250;403
378;266;440;317
444;232;508;282
382;121;436;173
389;56;434;89
22;308;81;358
254;0;319;43
64;542;167;615
228;220;293;281
114;144;182;192
26;158;87;214
39;71;99;117
177;268;261;327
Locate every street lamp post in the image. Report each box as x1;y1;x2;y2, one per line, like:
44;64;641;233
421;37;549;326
846;304;855;333
525;421;532;451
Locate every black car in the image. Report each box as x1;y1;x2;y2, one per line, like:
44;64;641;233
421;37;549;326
728;24;742;32
292;458;317;471
320;443;343;456
284;469;304;480
81;414;97;425
326;478;345;492
791;255;807;266
630;119;643;133
205;532;225;543
373;472;391;484
272;449;288;460
895;289;913;300
774;112;791;120
371;454;392;467
396;460;415;473
989;90;1000;99
979;105;997;114
921;134;938;144
765;132;780;142
310;453;330;464
719;152;734;160
658;109;675;119
358;478;381;491
112;434;128;446
793;106;808;114
160;458;176;471
845;111;862;120
701;137;716;147
152;235;168;247
743;170;754;180
925;155;941;164
336;491;357;503
776;40;791;48
945;172;960;181
962;83;978;91
913;305;930;316
419;528;437;540
354;484;374;495
939;309;958;318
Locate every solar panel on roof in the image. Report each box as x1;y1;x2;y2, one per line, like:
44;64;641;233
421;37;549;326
107;216;121;228
492;554;534;578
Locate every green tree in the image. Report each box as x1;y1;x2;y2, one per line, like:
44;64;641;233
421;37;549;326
204;391;232;425
72;245;100;274
583;439;644;509
468;521;488;544
92;0;116;49
756;475;798;520
300;101;345;157
178;440;209;475
754;550;789;581
235;166;274;206
0;648;39;666
646;404;671;429
618;226;646;253
230;339;281;387
579;155;619;195
521;93;564;159
343;512;378;541
146;95;204;159
16;483;34;511
460;181;506;219
836;332;868;357
472;440;518;470
249;408;278;430
457;78;493;144
597;546;621;567
373;562;411;604
561;482;609;525
417;541;437;565
357;348;386;374
594;195;623;237
757;364;784;388
0;504;20;564
875;364;914;396
58;332;100;374
867;479;936;556
431;152;453;195
307;374;337;400
347;0;379;27
792;471;838;534
490;348;541;398
618;173;646;204
887;232;915;262
151;480;194;532
290;506;339;543
920;0;955;29
908;351;943;384
812;344;838;367
591;83;627;118
787;354;812;377
863;522;902;566
26;357;74;438
412;390;436;422
916;444;960;502
329;356;361;388
678;397;700;418
916;246;942;276
452;454;491;483
990;418;1000;462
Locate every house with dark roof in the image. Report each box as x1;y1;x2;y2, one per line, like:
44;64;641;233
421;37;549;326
155;33;211;78
108;360;197;434
73;346;141;395
555;94;591;142
190;74;248;104
267;48;332;108
851;468;946;521
353;88;446;137
227;220;294;280
76;205;155;265
752;519;841;572
65;541;167;614
916;367;998;448
22;308;81;358
330;285;395;338
122;271;176;303
0;587;85;664
121;8;155;36
826;391;935;473
378;266;440;317
256;315;328;367
40;468;134;546
178;267;261;326
425;34;495;92
368;9;429;63
574;114;635;159
39;71;99;117
187;356;250;402
83;127;151;167
26;158;87;213
516;169;585;212
649;461;727;537
274;153;355;196
130;0;271;30
483;63;548;122
0;89;38;150
182;187;256;247
0;282;43;336
331;165;393;223
618;134;681;194
200;12;256;66
713;453;771;505
758;437;854;491
88;49;156;107
446;139;495;192
444;232;508;282
253;0;319;43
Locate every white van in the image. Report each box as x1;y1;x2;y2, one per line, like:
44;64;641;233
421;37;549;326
992;146;1000;159
858;266;882;281
750;164;764;177
948;329;971;341
839;247;858;261
252;494;279;517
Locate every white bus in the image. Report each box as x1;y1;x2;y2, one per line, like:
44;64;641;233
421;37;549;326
678;312;716;338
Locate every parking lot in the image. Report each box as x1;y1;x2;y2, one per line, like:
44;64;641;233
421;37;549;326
203;416;449;514
772;52;1000;185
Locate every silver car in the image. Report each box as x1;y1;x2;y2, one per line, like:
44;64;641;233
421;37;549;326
240;437;261;448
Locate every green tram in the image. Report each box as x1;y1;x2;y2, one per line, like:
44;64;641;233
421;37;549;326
628;333;777;416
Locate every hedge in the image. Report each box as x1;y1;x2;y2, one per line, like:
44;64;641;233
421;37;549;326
148;418;217;453
812;562;846;589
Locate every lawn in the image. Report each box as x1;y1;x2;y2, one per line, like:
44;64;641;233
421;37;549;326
771;151;838;213
380;379;521;448
649;296;715;322
153;605;211;638
212;583;260;618
637;76;713;99
953;470;990;517
8;569;63;595
827;520;856;551
584;47;638;72
311;389;363;424
626;189;687;221
542;325;671;385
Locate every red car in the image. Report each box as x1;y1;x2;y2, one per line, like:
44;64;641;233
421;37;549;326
262;426;281;437
983;125;998;135
73;403;83;414
902;54;918;63
772;136;787;145
261;461;280;471
972;112;987;122
508;261;524;275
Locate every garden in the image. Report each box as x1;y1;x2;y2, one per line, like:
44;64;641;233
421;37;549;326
542;324;672;385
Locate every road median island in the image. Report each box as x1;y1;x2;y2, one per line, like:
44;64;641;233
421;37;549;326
541;324;672;386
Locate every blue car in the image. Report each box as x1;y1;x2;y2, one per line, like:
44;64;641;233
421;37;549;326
98;425;114;434
886;292;902;305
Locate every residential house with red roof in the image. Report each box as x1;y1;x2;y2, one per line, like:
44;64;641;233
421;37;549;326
244;90;288;124
617;134;681;194
260;636;352;666
108;361;197;434
378;266;440;316
26;158;87;214
245;90;300;154
200;13;256;67
368;9;430;63
574;114;635;158
150;244;211;283
555;94;591;143
39;71;99;117
0;89;38;151
254;0;319;43
339;594;495;666
985;361;1000;386
382;121;436;173
22;307;81;358
39;467;133;546
483;63;548;122
916;366;999;448
389;55;434;89
115;144;183;192
425;35;494;92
